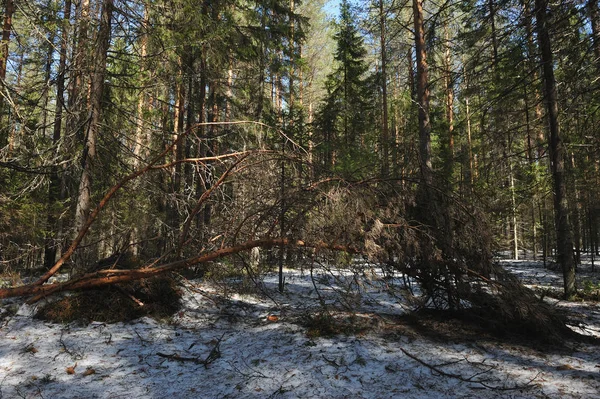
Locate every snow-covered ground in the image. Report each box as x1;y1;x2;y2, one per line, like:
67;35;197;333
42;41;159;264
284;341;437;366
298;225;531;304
1;262;599;398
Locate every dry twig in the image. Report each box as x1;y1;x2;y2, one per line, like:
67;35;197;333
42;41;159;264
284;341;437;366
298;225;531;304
400;347;540;390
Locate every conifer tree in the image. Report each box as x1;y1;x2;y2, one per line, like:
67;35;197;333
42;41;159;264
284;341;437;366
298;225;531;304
315;0;374;176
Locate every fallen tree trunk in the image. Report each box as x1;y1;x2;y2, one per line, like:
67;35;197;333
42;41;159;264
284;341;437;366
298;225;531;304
0;238;358;302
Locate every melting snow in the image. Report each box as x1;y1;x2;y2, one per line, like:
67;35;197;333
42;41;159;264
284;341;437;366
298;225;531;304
1;262;599;398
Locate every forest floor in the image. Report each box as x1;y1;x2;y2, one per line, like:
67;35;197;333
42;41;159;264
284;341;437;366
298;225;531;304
1;260;599;399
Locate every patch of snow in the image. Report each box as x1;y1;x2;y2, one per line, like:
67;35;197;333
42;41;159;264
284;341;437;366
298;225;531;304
0;264;599;398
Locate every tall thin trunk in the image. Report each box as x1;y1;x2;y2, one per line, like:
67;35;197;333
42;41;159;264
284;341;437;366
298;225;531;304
255;8;267;120
413;0;432;185
40;20;56;138
195;46;207;230
44;0;72;270
0;0;14;146
462;60;475;190
203;81;219;226
523;73;538;260
0;0;13;84
172;73;185;196
379;0;389;177
509;162;519;260
288;0;295;118
535;0;576;297
275;69;283;124
443;20;454;182
74;0;113;233
489;0;499;68
588;203;596;271
407;49;415;101
71;0;91;141
570;151;582;265
392;66;400;178
184;51;196;186
132;4;149;168
225;53;233;123
589;0;600;68
522;0;545;158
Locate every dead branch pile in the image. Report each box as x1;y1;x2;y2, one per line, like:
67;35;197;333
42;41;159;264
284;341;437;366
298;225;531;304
302;182;575;343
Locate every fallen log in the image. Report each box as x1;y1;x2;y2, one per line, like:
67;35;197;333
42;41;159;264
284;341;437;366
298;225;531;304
0;238;358;302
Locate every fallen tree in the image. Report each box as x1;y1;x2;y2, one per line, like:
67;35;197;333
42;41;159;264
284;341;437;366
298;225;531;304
0;238;357;302
0;122;587;344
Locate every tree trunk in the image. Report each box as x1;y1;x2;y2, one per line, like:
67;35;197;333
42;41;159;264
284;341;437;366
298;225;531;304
74;0;114;233
44;0;72;270
132;4;149;169
71;0;91;142
535;0;576;297
407;49;415;101
443;20;454;184
509;162;519;260
589;0;600;68
379;0;389;177
0;0;14;146
463;62;475;190
489;0;499;68
413;0;432;186
0;0;13;79
570;151;582;265
522;0;545;159
225;53;233;123
255;7;267;121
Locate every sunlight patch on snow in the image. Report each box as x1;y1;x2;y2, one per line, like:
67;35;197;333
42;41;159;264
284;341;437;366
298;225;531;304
1;261;599;398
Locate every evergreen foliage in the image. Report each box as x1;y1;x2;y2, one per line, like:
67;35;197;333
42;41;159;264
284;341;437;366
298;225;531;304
315;0;376;177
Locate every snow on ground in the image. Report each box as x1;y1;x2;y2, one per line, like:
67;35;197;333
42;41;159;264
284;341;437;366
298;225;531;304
1;262;600;399
503;259;600;338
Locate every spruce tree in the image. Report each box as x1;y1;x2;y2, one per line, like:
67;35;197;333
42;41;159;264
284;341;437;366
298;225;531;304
315;0;374;176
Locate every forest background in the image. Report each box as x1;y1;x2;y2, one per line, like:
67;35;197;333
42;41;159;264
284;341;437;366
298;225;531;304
0;0;599;308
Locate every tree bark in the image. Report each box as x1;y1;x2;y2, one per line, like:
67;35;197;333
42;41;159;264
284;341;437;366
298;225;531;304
489;0;499;68
535;0;576;297
443;20;454;183
462;60;475;190
379;0;389;177
413;0;432;185
522;0;545;158
0;0;14;146
0;0;13;84
589;0;600;68
132;3;149;169
74;0;113;233
407;49;415;101
44;0;72;270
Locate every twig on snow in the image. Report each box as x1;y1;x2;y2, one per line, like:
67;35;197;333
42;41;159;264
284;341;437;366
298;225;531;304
157;332;225;368
266;383;289;399
400;347;539;391
56;329;84;360
227;359;269;379
322;355;340;367
157;352;203;364
133;329;150;346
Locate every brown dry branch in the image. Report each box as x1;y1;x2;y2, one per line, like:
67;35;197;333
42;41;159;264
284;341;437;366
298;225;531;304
0;238;358;302
36;121;269;287
176;153;251;255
